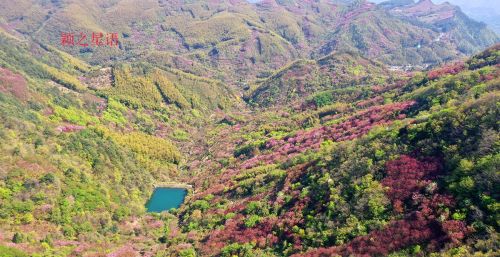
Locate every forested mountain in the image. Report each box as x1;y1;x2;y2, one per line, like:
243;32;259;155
183;44;499;257
0;0;497;82
0;0;498;256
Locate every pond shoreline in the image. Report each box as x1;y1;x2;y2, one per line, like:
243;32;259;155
146;187;189;212
153;182;193;190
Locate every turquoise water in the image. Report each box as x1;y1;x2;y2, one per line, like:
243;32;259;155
146;187;187;212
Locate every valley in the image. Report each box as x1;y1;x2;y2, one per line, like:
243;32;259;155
0;0;498;256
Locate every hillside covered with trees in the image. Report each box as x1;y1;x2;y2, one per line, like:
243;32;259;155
0;0;498;256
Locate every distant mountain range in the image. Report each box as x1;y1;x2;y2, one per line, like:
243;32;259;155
439;0;500;34
0;0;497;84
372;0;500;34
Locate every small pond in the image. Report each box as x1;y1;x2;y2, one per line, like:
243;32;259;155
146;187;187;212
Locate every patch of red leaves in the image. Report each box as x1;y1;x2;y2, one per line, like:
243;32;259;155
0;67;29;100
241;101;415;169
381;155;441;213
294;156;471;257
201;214;279;255
428;62;465;80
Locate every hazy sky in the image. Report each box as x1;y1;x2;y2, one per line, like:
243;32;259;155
247;1;500;14
370;0;500;14
434;0;500;14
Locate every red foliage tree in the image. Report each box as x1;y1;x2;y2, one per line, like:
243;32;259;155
241;101;416;169
381;155;440;213
293;155;471;257
294;212;444;257
427;62;466;80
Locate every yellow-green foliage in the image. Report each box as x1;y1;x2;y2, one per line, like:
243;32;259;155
270;59;315;80
0;28;22;41
250;52;389;106
150;69;190;109
47;45;92;72
51;105;98;125
103;98;127;125
105;65;164;108
105;129;181;165
252;33;295;63
103;64;238;111
0;245;28;257
172;129;189;141
97;0;159;28
261;11;305;45
59;1;105;33
144;51;214;77
40;63;86;91
164;12;251;48
349;65;365;76
160;67;238;111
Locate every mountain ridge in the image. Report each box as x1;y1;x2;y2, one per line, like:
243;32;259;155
0;1;499;256
0;0;497;83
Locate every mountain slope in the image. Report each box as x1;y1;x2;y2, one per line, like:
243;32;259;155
181;44;500;256
0;30;242;255
247;51;390;107
0;0;497;82
317;0;498;66
0;1;499;256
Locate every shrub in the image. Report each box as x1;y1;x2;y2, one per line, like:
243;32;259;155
0;187;12;199
221;243;254;257
12;232;25;243
311;91;334;107
244;215;261;228
179;248;197;257
40;173;55;184
192;200;210;211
